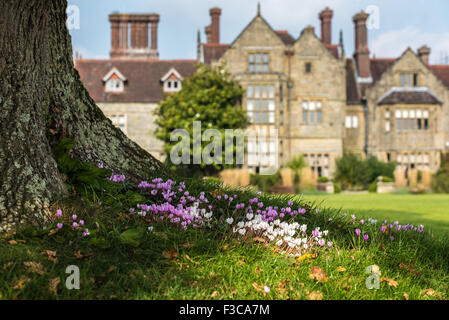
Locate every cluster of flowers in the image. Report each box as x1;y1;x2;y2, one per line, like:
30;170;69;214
128;177;332;257
350;213;425;242
131;178;213;230
227;214;331;256
55;209;90;237
109;174;126;183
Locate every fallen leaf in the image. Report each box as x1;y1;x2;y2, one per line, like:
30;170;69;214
162;248;178;260
237;259;245;266
403;293;410;300
253;237;266;243
309;266;328;282
399;263;421;276
252;282;263;292
74;250;93;260
107;266;117;273
221;245;229;251
2;262;13;270
381;278;399;288
181;241;193;248
422;288;435;296
13;277;30;290
47;229;58;236
8;240;17;245
308;290;323;300
185;254;199;265
210;291;219;298
336;266;346;272
23;261;46;275
49;277;60;296
255;267;262;274
371;264;381;274
41;250;58;264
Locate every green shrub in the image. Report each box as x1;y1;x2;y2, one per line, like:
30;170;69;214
381;176;394;183
432;153;449;193
317;176;329;183
250;171;282;193
334;153;396;190
334;182;342;194
368;181;377;193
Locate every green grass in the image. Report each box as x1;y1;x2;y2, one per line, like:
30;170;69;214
1;175;449;300
301;193;449;235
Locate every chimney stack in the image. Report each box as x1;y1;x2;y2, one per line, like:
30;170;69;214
109;13;159;59
319;7;333;45
208;7;221;44
418;45;431;65
353;11;371;79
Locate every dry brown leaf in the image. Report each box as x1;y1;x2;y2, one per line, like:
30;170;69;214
255;267;262;274
371;264;381;274
13;277;30;290
107;266;117;273
210;291;219;298
403;293;410;300
41;250;58;264
47;229;58;236
237;259;245;266
253;237;267;243
49;277;60;296
399;263;421;276
2;262;13;270
181;241;193;248
23;261;46;275
162;248;178;260
252;282;263;292
8;240;17;245
221;244;229;251
309;266;328;282
308;290;323;300
381;278;399;288
74;250;94;260
422;288;435;296
336;266;346;272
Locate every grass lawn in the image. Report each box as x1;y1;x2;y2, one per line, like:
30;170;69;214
301;193;449;235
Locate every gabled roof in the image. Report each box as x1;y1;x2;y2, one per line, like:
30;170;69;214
377;87;443;105
160;67;183;82
102;67;127;82
275;30;295;45
325;44;340;59
429;65;449;89
75;59;197;103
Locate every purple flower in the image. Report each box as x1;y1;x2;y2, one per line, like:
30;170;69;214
72;214;77;221
380;226;386;233
363;234;369;241
360;219;365;225
57;223;63;229
355;229;361;236
79;220;84;226
288;201;293;207
264;286;270;293
56;209;62;217
327;241;332;248
318;239;325;246
390;236;395;241
72;222;78;229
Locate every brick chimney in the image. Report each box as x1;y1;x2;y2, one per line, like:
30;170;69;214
319;7;333;45
207;7;221;44
109;13;159;59
418;45;431;65
353;11;371;79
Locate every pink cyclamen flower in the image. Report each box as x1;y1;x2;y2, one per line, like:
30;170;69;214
355;229;361;236
264;286;270;293
72;214;77;221
318;239;325;246
56;209;62;217
57;223;63;229
327;241;332;248
72;222;78;228
79;220;84;226
360;219;365;225
363;234;369;241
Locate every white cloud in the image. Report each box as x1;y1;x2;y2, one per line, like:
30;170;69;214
371;27;449;64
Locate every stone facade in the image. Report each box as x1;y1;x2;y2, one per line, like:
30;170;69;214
201;6;449;178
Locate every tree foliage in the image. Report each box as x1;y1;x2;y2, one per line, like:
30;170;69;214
334;153;396;190
432;153;449;193
155;64;248;177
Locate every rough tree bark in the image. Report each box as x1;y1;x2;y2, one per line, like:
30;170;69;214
0;0;166;232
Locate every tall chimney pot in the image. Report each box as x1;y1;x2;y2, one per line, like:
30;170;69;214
319;7;333;45
353;11;371;79
418;45;431;65
209;7;221;44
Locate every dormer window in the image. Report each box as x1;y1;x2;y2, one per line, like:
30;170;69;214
103;67;127;93
161;68;183;93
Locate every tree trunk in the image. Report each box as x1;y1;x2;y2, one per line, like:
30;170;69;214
0;0;166;232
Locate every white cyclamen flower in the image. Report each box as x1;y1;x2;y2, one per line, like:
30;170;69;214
226;217;234;224
238;229;246;235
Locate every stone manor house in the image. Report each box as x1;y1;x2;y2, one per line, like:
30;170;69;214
75;6;449;180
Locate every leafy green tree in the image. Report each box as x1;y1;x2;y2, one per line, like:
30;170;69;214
432;153;449;193
286;155;307;192
155;64;248;177
334;153;395;190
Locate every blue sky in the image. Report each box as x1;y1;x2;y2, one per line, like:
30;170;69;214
68;0;449;64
